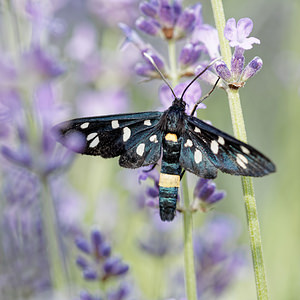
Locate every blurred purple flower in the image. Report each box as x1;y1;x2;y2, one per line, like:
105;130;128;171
136;17;161;36
192;178;226;212
24;0;68;42
192;24;220;59
66;23;97;61
75;229;128;281
194;64;225;89
0;166;50;297
21;46;65;81
179;42;204;69
159;81;205;114
171;215;246;299
88;0;139;26
76;88;129;116
224;18;260;50
80;291;102;300
120;23;167;79
138;166;160;209
137;0;201;40
193;215;247;298
107;283;131;300
138;213;181;256
1;84;80;176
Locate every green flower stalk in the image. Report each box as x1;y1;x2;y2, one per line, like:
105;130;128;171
211;0;269;298
167;39;198;300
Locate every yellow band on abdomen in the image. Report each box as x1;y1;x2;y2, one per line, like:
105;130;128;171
159;173;180;188
165;133;178;142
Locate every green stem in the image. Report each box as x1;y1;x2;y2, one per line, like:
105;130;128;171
182;175;197;300
41;176;68;291
168;39;178;85
211;0;269;299
167;39;197;300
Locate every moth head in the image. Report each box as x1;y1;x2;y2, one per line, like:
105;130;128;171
172;97;186;111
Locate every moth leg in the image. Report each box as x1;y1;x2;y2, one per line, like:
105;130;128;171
180;170;186;180
143;163;157;173
190;77;220;116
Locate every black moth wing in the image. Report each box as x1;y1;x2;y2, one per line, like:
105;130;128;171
179;115;276;177
54;111;163;168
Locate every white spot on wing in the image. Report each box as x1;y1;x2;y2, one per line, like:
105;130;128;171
144;120;151;126
240;145;250;155
123;127;131;142
211;140;219;154
80;122;89;129
194;127;201;133
87;132;97;141
194;149;202;163
218;136;225;145
111;120;119;129
136;143;145;156
236;156;247;169
237;153;248;164
149;135;158;143
89;136;99;148
184;139;193;147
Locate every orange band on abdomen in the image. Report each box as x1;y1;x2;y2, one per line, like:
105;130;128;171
165;133;178;142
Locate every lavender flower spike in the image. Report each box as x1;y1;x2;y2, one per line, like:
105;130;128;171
224;18;260;50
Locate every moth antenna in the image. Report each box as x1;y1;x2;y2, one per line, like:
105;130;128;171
143;52;177;99
180;57;221;100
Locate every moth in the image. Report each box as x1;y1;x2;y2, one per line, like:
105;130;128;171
54;59;275;222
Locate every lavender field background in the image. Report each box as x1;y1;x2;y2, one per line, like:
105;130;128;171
0;0;299;300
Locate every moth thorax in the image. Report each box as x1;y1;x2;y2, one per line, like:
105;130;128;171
166;112;184;133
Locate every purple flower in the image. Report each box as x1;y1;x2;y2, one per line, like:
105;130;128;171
21;46;65;81
194;64;225;88
214;47;263;89
1;84;79;175
66;23;97;61
138;166;160;209
80;291;102;300
137;0;200;40
192;24;220;59
136;17;161;36
193;215;246;298
119;23;167;78
76;88;129;116
76;237;91;254
107;283;131;300
224;18;260;50
138;214;181;256
75;229;129;281
192;178;226;212
139;0;159;18
103;257;129;277
179;42;204;68
240;56;263;82
0;166;51;297
88;0;139;26
159;81;205;114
